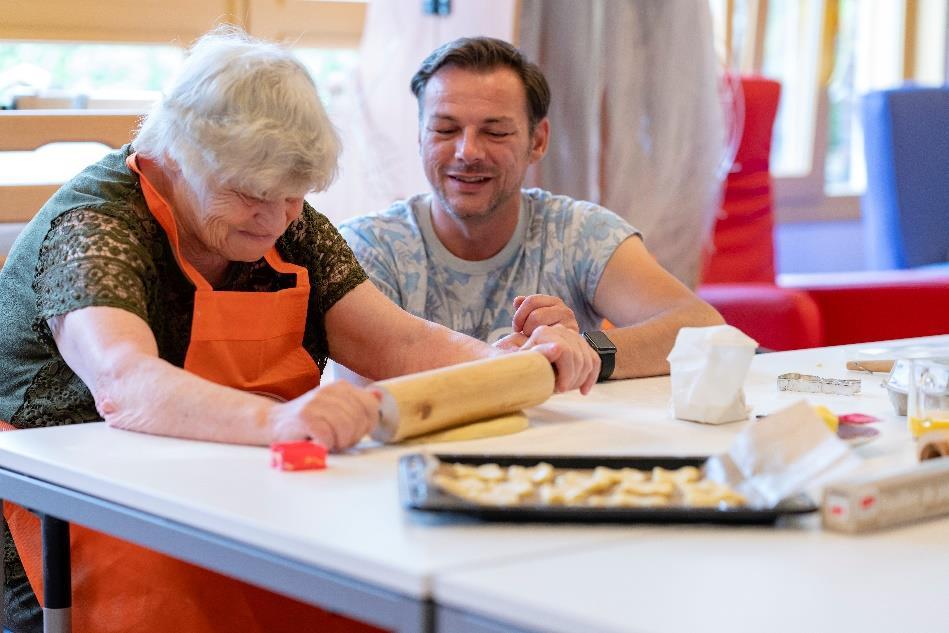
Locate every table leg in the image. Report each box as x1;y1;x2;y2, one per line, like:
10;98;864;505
40;515;71;633
1;501;6;629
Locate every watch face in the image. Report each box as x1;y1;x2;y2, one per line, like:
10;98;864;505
584;330;617;353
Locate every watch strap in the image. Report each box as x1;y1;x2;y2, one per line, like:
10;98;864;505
583;330;616;382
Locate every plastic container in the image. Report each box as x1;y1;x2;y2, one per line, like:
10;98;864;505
907;359;949;437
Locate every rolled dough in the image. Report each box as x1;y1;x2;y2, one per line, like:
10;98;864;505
400;412;530;445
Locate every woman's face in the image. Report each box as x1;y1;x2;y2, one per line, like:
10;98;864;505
176;180;307;263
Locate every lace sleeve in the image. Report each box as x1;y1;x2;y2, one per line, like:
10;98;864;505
285;205;368;315
33;207;156;330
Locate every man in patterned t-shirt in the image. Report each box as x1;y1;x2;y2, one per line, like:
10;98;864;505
341;37;723;381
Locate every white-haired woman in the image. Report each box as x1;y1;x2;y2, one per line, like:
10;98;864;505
0;27;599;633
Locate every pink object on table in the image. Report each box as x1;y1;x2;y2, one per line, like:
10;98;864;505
838;413;880;425
270;441;328;471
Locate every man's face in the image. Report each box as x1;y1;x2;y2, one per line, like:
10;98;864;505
419;65;548;225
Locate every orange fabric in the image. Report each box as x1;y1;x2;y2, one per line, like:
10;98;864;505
1;420;382;632
2;488;384;633
0;157;383;631
127;153;320;401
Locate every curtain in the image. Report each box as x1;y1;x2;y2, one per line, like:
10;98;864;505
519;0;728;288
309;0;516;226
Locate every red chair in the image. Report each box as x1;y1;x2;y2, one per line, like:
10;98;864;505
697;77;824;351
779;271;949;346
698;77;949;349
701;77;780;284
698;283;824;350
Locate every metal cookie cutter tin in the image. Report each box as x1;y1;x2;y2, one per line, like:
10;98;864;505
778;373;861;396
883;358;949;416
883;360;912;415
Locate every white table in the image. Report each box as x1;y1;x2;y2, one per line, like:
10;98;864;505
434;518;949;633
0;383;658;630
433;336;949;633
0;336;946;632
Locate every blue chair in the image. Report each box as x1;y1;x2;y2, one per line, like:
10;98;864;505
861;85;949;269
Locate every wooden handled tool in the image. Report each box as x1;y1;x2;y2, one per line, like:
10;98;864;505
370;352;555;443
846;360;895;373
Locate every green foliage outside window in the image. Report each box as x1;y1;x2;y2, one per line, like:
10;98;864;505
0;42;355;109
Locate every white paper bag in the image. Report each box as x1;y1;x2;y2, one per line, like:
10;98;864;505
704;400;862;506
666;325;758;424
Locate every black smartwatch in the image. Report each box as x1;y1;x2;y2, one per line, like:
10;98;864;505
583;330;616;382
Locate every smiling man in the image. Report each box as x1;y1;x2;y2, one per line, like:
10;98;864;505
340;37;723;380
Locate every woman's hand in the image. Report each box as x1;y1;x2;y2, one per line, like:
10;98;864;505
512;294;580;335
518;325;599;395
493;331;528;352
270;382;380;451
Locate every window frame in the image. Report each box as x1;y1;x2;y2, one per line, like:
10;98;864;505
0;0;366;47
720;0;949;224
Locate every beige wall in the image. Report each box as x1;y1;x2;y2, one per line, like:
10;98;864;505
0;0;365;47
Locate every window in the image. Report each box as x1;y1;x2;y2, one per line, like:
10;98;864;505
0;42;181;108
0;0;364;256
0;41;354;184
293;48;358;112
714;0;948;222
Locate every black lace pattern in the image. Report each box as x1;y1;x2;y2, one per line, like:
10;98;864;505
11;201;366;428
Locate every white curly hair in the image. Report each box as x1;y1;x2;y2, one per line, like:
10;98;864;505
134;25;340;200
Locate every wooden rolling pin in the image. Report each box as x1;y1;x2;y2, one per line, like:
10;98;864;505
370;352;555;443
918;431;949;461
846;360;895;373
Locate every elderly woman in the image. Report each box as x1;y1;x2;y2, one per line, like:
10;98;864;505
0;28;598;633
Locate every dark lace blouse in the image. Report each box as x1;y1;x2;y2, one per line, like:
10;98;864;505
0;144;366;630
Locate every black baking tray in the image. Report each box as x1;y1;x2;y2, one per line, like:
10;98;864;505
398;453;818;525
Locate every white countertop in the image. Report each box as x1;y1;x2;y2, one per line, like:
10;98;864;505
434;517;949;633
0;336;944;625
0;421;639;598
431;336;949;633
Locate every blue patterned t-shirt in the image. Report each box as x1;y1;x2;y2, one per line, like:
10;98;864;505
340;188;640;343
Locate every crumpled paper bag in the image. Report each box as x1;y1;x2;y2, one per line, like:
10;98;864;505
666;325;758;424
705;400;862;506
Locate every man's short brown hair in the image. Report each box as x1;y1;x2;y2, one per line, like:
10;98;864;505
410;36;550;133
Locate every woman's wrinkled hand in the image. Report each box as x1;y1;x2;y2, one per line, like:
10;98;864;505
269;382;380;451
512;294;580;335
518;325;599;395
493;331;529;352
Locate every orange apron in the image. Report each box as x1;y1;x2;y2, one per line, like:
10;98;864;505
1;154;384;633
129;152;321;401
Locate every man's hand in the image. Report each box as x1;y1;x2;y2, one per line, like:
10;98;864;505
517;325;599;395
512;294;580;336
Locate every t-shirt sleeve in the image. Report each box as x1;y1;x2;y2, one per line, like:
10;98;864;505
565;202;641;305
338;218;403;305
33;207;154;328
299;208;368;314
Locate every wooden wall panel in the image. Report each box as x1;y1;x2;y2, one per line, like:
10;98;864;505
0;0;366;47
0;0;241;44
246;0;366;48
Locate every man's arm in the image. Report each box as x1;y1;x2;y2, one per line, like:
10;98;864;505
326;281;599;394
592;236;724;379
327;281;493;379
